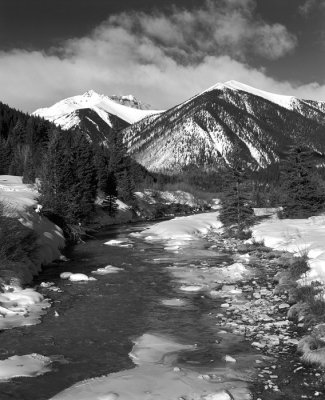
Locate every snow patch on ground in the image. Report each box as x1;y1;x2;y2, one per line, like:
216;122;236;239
0;287;50;330
92;266;124;275
134;189;205;208
0;176;65;330
129;333;193;366
136;212;222;244
252;214;325;283
104;239;133;248
168;262;249;295
253;207;282;217
0;354;52;380
50;333;250;400
0;175;65;269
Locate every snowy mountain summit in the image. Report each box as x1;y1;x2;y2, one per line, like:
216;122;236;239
33;90;163;142
207;80;296;110
122;80;325;172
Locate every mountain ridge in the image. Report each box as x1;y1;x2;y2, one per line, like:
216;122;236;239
121;81;325;173
32;90;163;142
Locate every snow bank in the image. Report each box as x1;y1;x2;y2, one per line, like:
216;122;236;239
0;175;65;270
50;333;250;400
0;354;51;380
252;215;325;283
134;189;204;208
0;176;65;330
0;287;50;330
137;212;222;243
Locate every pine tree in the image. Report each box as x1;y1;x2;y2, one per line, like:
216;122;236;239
0;138;10;174
102;171;118;216
94;145;118;216
107;130;135;202
22;149;36;183
40;130;97;224
71;131;97;221
117;167;135;202
280;145;325;218
219;156;254;230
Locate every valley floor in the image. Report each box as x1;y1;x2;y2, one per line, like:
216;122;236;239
1;178;325;399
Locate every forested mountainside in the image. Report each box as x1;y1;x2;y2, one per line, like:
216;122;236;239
0;101;58;180
121;81;325;173
0;100;154;224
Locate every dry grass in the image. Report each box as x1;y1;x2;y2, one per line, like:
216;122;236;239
289;254;310;280
298;336;325;367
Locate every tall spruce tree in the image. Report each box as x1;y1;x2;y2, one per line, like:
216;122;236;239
219;156;254;229
108;130;135;201
280;145;325;218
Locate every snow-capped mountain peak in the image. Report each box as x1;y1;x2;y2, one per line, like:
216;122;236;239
33;91;164;136
122;79;325;173
203;80;296;110
82;89;99;97
223;80;296;110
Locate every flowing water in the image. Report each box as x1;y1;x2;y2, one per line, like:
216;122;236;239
0;220;257;400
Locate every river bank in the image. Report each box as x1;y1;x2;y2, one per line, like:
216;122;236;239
0;176;65;331
1;177;325;399
35;214;324;399
0;175;212;332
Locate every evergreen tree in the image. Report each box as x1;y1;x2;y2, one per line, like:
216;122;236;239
22;149;36;183
280;145;325;218
40;130;97;224
117;167;135;202
94;145;118;216
102;171;118;216
219;156;254;229
107;130;135;202
0;138;10;174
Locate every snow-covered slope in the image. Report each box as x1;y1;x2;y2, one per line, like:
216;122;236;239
211;80;296;110
33;90;163;142
122;81;325;172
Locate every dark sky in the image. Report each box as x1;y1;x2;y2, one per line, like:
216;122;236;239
0;0;324;111
0;0;198;49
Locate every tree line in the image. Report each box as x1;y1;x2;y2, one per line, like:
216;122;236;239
219;145;325;235
0;101;152;227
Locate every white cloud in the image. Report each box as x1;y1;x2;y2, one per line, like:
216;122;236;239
299;0;325;15
0;0;323;112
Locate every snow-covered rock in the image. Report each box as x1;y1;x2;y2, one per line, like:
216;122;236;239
0;354;52;380
91;265;123;275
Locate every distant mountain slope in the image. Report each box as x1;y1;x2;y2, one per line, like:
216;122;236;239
122;81;325;173
33;90;163;142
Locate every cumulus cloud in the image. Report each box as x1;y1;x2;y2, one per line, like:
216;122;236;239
0;0;323;112
299;0;325;15
105;0;297;62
